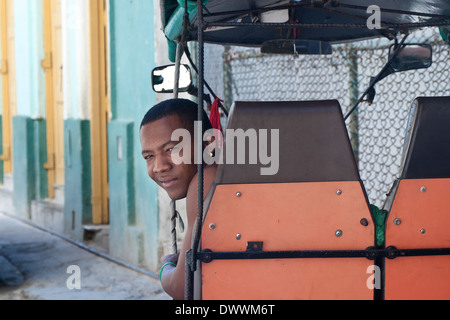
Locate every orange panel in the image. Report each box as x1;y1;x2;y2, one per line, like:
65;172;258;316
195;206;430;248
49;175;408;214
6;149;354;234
201;181;375;300
203;259;374;300
386;179;450;300
385;256;450;300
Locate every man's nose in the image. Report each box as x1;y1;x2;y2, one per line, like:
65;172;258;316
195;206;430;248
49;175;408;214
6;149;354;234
153;155;172;173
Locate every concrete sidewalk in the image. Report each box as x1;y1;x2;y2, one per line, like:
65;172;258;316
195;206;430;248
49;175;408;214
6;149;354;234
0;212;171;300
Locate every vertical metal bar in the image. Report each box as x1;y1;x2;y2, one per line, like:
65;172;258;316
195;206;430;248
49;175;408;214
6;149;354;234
222;45;233;111
374;255;385;300
347;44;359;165
170;200;178;254
170;41;184;255
185;0;204;301
196;0;205;262
173;41;183;99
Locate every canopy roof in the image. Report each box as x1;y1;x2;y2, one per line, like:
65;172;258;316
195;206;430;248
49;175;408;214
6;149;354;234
161;0;450;47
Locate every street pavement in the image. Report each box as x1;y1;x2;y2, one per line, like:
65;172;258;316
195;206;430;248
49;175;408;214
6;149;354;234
0;212;171;300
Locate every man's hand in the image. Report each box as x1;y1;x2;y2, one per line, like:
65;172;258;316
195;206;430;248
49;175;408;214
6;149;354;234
159;253;180;296
162;253;180;265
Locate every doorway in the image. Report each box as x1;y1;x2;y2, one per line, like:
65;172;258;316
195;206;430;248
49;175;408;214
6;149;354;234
89;0;110;224
42;0;64;199
0;0;17;176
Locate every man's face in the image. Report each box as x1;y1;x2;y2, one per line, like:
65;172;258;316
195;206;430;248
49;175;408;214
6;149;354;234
140;114;197;200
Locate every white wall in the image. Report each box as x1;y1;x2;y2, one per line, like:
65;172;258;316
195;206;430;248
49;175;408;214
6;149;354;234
61;0;90;120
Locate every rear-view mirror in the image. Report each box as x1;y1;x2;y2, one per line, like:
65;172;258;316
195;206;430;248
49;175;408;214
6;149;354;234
152;64;193;93
389;44;433;73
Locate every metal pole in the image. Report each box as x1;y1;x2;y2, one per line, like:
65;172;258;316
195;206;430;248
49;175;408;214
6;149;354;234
347;44;359;165
170;41;184;255
185;0;205;301
173;41;183;99
222;45;233;111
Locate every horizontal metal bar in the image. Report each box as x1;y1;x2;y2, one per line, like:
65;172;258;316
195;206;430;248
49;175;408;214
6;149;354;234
202;2;450;20
387;247;450;260
202;2;310;18
204;20;450;30
198;246;450;263
198;248;376;262
338;3;450;20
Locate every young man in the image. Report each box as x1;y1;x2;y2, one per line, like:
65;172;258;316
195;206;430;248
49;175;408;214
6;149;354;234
140;98;218;300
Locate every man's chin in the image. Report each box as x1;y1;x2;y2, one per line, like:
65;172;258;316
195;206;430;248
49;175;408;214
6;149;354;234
167;191;187;201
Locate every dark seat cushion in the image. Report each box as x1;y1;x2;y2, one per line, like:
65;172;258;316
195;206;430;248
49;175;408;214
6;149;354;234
216;100;360;184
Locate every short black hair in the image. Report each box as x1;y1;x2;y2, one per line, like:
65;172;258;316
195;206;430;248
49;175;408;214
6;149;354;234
140;98;212;135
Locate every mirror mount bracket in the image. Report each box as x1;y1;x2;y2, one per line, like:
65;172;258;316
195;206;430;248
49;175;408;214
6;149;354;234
344;33;410;121
345;36;433;121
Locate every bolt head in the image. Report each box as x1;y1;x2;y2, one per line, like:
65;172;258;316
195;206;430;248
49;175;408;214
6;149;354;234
236;192;242;197
420;186;427;193
394;218;402;225
335;229;343;237
420;228;426;234
360;218;369;227
336;190;342;196
209;223;216;230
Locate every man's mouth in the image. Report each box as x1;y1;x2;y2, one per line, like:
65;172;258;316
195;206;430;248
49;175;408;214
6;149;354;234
160;178;178;189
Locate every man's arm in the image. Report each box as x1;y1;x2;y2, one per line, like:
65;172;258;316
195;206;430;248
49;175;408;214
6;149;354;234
159;165;217;300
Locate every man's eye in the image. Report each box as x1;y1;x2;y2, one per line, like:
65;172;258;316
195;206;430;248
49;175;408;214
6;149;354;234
144;155;154;161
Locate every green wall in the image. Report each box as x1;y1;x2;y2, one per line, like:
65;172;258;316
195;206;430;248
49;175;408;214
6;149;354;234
108;120;138;262
11;116;48;218
11;1;47;215
109;0;160;270
12;116;35;218
3;0;161;272
64;119;92;239
32;119;48;200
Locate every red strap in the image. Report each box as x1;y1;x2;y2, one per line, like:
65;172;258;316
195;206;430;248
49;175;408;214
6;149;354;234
209;98;224;149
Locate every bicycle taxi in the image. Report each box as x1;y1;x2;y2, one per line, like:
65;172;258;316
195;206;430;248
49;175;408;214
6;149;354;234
152;0;450;300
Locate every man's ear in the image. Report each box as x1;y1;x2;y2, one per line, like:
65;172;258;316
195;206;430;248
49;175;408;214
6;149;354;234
203;131;216;152
202;129;224;165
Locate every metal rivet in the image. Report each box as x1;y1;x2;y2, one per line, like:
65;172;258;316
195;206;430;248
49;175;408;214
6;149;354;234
394;218;402;225
209;223;216;230
420;228;426;234
203;252;212;263
360;218;369;227
335;230;343;237
236;192;242;197
236;234;241;240
336;190;342;196
420;186;427;193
